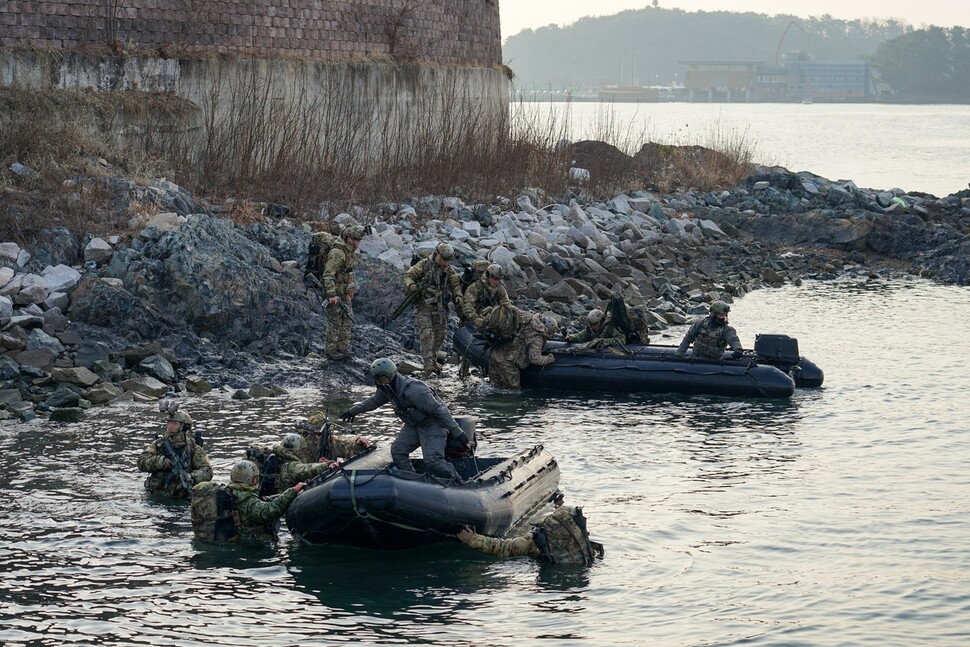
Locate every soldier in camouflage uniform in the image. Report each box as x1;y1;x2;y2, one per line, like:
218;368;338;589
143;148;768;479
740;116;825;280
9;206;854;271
565;308;627;347
295;410;372;462
488;312;558;389
322;224;365;361
137;408;212;499
456;506;604;566
403;242;463;372
244;428;372;494
676;300;744;361
462;263;511;328
225;459;305;543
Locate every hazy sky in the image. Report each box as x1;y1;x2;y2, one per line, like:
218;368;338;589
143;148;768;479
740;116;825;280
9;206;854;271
501;1;969;39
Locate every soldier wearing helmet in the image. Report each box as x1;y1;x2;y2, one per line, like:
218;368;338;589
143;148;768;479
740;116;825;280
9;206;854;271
225;459;306;543
339;358;468;480
403;242;464;373
320;223;366;361
565;308;627;347
295;410;372;462
457;505;604;566
676;300;744;361
462;262;511;328
137;402;212;500
488;311;558;389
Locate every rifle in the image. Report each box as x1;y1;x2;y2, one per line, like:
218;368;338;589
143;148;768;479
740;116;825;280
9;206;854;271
389;288;420;322
306;273;356;323
161;438;193;492
314;417;333;462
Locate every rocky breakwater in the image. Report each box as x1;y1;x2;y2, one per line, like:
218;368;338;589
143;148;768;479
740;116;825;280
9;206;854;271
663;168;970;285
4;165;967;423
0;212;336;423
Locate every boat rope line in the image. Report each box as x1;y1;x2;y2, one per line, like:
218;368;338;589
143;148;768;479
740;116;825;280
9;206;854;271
346;469;452;537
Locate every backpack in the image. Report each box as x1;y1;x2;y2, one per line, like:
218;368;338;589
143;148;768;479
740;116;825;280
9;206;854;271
244;447;282;496
531;506;605;566
190;481;239;543
461;260;489;294
304;231;340;286
484;303;521;342
608;294;650;345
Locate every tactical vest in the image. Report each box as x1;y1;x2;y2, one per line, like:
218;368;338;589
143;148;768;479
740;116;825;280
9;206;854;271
531;507;604;566
244;447;283;496
692;319;729;359
190;481;239;543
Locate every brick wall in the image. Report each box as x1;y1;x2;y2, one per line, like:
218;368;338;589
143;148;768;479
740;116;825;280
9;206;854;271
0;0;502;67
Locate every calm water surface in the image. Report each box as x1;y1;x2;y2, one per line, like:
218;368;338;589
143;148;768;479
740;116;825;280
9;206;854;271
1;277;969;646
526;102;970;198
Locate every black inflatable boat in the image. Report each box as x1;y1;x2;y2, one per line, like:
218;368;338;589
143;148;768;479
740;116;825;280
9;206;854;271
285;444;561;549
453;326;823;399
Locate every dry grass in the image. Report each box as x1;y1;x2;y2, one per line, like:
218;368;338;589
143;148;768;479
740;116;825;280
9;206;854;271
1;78;756;248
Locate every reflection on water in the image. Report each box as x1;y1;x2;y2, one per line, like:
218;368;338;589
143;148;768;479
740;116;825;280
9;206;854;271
1;278;969;645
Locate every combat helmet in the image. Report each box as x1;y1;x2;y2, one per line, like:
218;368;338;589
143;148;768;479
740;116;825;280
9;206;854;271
586;308;605;325
282;433;307;455
369;357;398;381
486;263;505;280
230;459;260;485
435;242;455;260
709;300;731;315
343;224;365;240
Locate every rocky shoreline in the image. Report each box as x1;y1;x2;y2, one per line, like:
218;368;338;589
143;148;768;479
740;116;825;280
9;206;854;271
2;163;969;422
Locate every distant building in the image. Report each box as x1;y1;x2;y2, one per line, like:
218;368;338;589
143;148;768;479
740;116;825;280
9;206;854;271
679;53;870;102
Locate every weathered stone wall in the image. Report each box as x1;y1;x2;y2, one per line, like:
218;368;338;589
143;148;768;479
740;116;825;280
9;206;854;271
0;0;502;66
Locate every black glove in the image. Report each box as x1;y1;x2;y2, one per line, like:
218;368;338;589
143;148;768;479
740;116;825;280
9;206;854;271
451;429;470;449
339;409;357;422
732;349;744;359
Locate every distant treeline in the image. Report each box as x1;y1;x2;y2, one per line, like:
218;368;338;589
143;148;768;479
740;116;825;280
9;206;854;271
871;27;970;101
505;7;920;94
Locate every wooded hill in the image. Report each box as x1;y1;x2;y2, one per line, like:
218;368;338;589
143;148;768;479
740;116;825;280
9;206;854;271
504;7;910;92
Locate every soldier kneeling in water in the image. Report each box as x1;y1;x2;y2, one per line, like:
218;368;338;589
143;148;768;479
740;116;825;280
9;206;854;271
456;506;604;566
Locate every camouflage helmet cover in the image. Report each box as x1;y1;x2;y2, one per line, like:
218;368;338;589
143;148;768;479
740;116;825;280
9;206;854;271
435;242;455;260
709;300;731;315
230;459;260;484
369;357;398;380
282;433;307;454
586;308;605;324
486;263;505;279
343;224;365;240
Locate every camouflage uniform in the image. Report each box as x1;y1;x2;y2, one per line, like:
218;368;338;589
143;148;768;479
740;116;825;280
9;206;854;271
462;275;511;327
676;316;742;360
403;255;462;371
137;429;212;500
565;319;627;346
489;312;556;389
321;239;357;359
344;373;462;479
225;481;300;543
297;411;371;462
458;507;603;565
270;445;337;490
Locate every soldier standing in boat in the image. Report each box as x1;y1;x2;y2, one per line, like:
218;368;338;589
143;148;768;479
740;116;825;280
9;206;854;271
403;242;463;373
137;404;212;500
676;300;744;360
457;506;604;565
339;357;469;480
